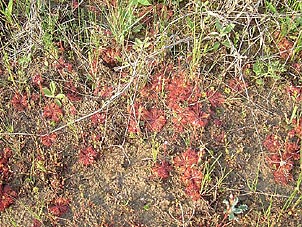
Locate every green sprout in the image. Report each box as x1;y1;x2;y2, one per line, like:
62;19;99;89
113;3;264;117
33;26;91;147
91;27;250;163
42;81;66;107
223;194;248;221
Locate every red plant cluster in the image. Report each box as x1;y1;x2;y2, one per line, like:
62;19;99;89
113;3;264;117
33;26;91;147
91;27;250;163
165;74;196;110
40;133;57;147
263;135;281;153
93;83;113;98
11;93;28;111
174;149;203;200
152;160;172;179
43;103;63;123
78;146;98;166
48;197;70;217
0;148;17;212
165;73;210;133
264;134;300;184
0;184;17;212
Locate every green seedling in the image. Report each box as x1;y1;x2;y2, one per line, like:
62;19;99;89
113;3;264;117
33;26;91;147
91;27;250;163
0;0;14;25
223;194;248;221
42;81;66;107
252;59;286;85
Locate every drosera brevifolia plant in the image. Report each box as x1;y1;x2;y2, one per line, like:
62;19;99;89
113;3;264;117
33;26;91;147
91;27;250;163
218;194;248;226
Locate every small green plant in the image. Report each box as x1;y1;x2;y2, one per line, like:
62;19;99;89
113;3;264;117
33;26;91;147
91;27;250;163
0;0;14;25
223;194;248;221
42;81;66;107
252;59;286;85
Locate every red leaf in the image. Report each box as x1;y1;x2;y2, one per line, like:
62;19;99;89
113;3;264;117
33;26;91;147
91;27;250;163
142;108;166;132
185;181;201;201
152;161;172;179
228;78;247;93
43;103;63;123
127;117;140;133
181;168;203;186
31;219;42;227
32;74;44;88
0;148;12;181
277;37;293;59
64;80;82;101
90;113;106;125
40;134;57;147
49;197;69;217
263;135;281;153
78;146;98;166
0;184;17;212
11;93;28;111
174;149;199;169
273;167;293;185
285;141;300;160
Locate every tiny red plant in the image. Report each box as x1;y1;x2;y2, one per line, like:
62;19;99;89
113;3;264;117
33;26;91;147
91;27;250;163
55;57;73;73
0;184;17;212
264;132;300;184
273;168;294;184
78;146;98;166
181;168;203;186
142;108;166;132
277;37;293;59
31;219;42;227
90;113;106;125
127;117;140;133
174;148;199;170
228;79;247;93
206;90;225;108
0;148;12;181
40;133;57;147
32;74;44;89
64;80;82;101
48;197;70;217
185;181;201;201
292;118;302;137
174;148;203;200
152;160;172;179
93;84;113;98
11;93;28;111
285;141;300;160
263;135;281;153
43;103;63;123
